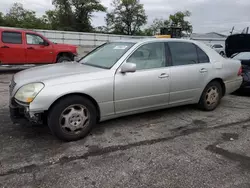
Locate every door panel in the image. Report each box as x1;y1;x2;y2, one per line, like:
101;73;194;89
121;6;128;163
114;42;170;114
115;68;170;113
167;41;212;105
0;31;26;64
25;33;54;64
169;63;212;104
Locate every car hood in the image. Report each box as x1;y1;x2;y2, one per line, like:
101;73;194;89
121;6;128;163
54;43;77;48
14;62;105;85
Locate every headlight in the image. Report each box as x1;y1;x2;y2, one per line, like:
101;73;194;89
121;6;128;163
15;83;44;103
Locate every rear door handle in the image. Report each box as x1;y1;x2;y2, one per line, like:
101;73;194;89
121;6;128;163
200;68;208;73
158;73;169;78
1;46;9;48
27;47;34;49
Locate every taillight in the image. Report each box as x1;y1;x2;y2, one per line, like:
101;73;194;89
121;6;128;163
238;66;242;76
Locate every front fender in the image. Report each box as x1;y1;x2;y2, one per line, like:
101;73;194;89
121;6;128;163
29;77;115;117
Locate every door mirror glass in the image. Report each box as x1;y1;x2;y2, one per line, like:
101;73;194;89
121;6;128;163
42;41;50;46
39;41;45;45
121;63;136;73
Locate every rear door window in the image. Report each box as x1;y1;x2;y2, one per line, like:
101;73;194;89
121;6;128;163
2;31;22;44
168;42;198;66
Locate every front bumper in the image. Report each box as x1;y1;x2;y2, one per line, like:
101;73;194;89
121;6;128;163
9;101;44;125
9;105;27;124
74;54;80;61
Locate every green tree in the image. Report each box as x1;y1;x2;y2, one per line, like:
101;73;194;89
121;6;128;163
52;0;106;32
143;10;192;36
3;3;47;29
71;0;106;32
42;10;60;30
0;12;5;25
145;18;168;36
52;0;75;30
94;26;109;33
106;0;147;35
168;10;192;36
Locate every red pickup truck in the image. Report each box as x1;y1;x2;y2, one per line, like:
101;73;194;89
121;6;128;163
0;28;78;65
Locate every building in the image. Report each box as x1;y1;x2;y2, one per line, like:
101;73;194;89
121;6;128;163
190;32;227;46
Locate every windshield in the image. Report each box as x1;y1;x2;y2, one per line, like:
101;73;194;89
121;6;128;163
79;42;136;69
233;52;250;60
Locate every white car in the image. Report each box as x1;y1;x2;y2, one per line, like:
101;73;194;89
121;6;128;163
211;44;225;56
9;38;243;141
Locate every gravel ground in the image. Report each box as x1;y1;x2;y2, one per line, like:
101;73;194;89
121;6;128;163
1;72;250;188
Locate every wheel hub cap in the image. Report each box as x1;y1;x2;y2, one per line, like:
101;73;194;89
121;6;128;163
59;105;89;134
206;86;219;106
69;113;83;126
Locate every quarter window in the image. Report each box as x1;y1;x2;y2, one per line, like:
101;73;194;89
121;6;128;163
168;42;198;66
127;42;166;70
196;46;210;63
26;34;45;45
2;31;22;44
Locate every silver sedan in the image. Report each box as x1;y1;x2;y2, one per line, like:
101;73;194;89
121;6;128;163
9;38;243;141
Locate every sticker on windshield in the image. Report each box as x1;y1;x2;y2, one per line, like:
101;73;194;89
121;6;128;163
113;46;128;50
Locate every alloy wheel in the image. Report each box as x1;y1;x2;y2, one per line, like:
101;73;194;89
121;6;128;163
59;104;89;135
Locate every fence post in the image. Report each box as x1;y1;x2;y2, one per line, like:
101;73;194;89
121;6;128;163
79;32;81;46
62;31;65;44
94;33;96;47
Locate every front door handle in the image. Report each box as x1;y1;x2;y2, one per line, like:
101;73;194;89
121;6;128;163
27;47;34;49
200;68;208;73
1;46;9;48
158;73;169;78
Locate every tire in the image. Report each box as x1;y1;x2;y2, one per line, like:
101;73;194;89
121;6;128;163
198;81;222;111
219;51;225;56
57;56;72;63
47;95;97;142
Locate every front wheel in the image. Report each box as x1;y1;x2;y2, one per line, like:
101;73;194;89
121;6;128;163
47;95;97;141
198;81;222;111
57;56;72;63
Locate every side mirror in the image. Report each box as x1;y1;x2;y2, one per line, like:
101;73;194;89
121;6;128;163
40;41;49;46
120;63;136;73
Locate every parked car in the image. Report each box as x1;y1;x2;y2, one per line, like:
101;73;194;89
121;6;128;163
0;28;78;65
9;38;243;141
211;44;225;56
231;52;250;89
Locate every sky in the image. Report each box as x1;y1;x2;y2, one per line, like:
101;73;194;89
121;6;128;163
1;0;250;34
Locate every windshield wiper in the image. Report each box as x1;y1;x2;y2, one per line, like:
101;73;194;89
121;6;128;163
84;63;109;69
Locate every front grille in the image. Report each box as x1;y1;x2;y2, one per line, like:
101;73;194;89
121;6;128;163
9;76;16;95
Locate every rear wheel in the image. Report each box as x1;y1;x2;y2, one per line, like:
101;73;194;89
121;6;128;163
198;81;222;111
57;56;72;63
48;96;97;141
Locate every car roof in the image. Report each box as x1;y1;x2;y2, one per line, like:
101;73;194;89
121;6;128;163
0;27;37;34
110;38;199;44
